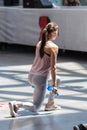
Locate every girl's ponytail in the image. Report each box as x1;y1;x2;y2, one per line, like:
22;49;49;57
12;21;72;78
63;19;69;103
39;29;47;58
39;22;59;58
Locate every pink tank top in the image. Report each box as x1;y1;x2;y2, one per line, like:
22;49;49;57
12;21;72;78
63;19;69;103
30;47;50;76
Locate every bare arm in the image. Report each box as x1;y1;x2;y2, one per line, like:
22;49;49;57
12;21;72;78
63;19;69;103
50;46;58;88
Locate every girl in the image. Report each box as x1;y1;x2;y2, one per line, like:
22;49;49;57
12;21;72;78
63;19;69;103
8;22;61;117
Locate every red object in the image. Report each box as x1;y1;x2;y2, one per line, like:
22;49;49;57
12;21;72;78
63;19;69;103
39;16;50;40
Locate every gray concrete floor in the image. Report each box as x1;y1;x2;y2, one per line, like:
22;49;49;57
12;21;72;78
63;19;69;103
0;45;87;130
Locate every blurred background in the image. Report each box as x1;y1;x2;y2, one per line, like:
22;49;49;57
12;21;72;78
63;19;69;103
0;0;87;6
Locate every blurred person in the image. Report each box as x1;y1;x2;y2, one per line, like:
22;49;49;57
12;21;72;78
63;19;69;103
63;0;81;6
8;22;61;117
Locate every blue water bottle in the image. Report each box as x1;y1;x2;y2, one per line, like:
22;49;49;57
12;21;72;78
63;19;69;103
47;84;59;96
47;84;53;91
32;84;59;96
32;85;35;88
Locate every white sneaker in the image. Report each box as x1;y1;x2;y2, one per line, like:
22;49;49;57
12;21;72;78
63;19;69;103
45;104;61;111
8;101;19;117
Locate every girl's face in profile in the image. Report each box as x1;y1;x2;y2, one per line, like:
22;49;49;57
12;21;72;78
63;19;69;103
50;30;58;41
